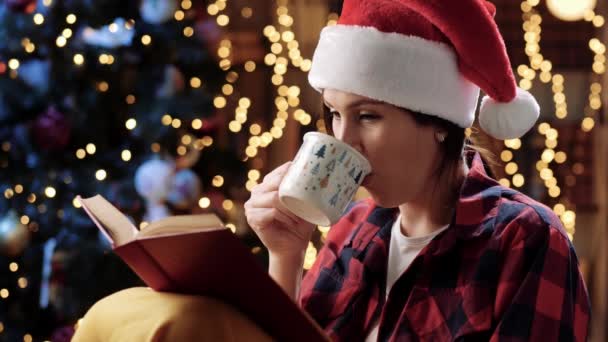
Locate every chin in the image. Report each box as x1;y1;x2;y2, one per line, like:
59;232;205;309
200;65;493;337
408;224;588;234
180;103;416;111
365;189;398;208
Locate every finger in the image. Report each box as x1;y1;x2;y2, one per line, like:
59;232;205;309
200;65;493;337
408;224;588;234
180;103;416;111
248;207;298;230
248;191;302;224
258;162;292;191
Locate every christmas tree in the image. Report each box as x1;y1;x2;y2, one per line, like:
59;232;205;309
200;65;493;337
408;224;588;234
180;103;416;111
0;0;248;340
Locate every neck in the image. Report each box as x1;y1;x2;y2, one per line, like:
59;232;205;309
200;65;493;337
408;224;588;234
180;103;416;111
398;160;469;237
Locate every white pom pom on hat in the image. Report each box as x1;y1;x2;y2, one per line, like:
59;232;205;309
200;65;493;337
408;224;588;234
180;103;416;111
308;0;540;140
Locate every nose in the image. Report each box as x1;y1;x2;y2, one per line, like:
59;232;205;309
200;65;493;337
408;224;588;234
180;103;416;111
333;119;364;155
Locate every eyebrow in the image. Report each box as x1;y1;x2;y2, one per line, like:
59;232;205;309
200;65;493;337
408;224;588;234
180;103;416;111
323;98;384;110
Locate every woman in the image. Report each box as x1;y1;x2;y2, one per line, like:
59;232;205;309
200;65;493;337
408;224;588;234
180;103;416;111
244;0;590;340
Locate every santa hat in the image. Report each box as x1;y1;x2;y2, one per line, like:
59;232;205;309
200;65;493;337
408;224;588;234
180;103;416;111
308;0;540;140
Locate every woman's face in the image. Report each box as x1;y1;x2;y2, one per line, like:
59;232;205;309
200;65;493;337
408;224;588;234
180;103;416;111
323;89;443;208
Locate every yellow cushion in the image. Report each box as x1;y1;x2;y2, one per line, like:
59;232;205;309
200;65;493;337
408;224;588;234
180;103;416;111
71;287;273;342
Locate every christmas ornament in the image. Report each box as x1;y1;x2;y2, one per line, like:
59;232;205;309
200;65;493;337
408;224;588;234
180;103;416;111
166;168;202;210
156;65;185;98
175;146;200;169
140;0;178;24
31;106;71;152
134;158;175;221
0;210;30;257
18;59;50;94
82;18;134;48
195;17;222;52
6;0;36;12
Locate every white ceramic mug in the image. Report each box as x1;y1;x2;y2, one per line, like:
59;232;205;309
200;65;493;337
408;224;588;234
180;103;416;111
278;132;372;226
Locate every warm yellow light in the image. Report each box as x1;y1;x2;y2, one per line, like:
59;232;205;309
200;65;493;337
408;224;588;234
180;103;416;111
121;150;132;161
554;151;567;164
191;119;203;130
214;96;227;108
97;81;109;92
183;26;194;37
181;0;192;10
73;54;84;65
239;98;251;109
245;146;258;157
546;128;558;140
125;118;137;130
45;187;56;198
249;136;261;147
20;216;29;225
582;117;595;132
202;136;213;146
554;203;566;216
229;121;242;132
505;162;518;175
248;169;260;181
96;169;107;181
86;143;96;154
207;4;219;15
161;114;172;126
548;186;561;198
593;15;605;27
217;14;229;26
174;10;185;21
546;0;597;21
18;277;28;289
141;35;152;45
9;263;18;272
8;59;20;70
222;199;234;211
190;77;202;88
198;197;211;208
512;174;525;187
0;289;8;298
64;13;77;24
540;168;554;180
212;175;224;187
4;189;14;199
241;7;253;18
56;36;67;47
222;84;233;95
250;124;262;135
244;61;256;72
300;59;312;72
14;185;23;194
541;149;555;163
34;14;45;25
171;118;182;128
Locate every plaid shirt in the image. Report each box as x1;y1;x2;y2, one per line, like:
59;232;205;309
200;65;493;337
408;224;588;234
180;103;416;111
300;153;590;341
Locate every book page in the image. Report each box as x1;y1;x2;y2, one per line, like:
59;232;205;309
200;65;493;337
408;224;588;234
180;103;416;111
139;214;225;238
78;195;138;246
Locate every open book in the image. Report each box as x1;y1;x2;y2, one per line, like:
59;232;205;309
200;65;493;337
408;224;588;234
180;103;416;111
77;194;328;342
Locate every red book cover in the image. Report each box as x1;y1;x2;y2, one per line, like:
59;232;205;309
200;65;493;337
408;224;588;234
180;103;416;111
77;195;328;342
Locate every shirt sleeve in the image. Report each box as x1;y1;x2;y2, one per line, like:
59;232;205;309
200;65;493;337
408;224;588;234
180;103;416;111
491;215;590;342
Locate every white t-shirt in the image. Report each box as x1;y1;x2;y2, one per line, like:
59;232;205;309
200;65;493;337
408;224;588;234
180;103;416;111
365;214;450;342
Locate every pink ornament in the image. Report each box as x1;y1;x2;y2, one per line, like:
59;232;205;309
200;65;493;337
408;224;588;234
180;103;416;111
6;0;36;12
31;106;71;152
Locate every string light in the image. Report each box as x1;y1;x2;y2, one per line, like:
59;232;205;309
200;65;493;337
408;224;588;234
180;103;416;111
518;0;601;238
44;187;56;198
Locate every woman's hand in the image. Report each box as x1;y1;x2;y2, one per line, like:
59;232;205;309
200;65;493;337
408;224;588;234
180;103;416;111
244;162;316;261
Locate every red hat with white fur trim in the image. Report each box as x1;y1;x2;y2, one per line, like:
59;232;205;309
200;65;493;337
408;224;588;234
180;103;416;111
308;0;540;140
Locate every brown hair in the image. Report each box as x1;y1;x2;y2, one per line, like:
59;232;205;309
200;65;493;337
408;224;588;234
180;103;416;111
321;104;496;191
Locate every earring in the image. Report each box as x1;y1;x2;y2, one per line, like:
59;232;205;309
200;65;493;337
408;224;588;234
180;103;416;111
435;132;447;143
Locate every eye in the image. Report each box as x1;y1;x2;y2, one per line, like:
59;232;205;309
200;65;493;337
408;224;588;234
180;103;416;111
330;111;341;120
359;112;380;121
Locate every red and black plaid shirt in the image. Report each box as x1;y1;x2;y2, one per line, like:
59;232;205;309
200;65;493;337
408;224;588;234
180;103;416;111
300;153;590;341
